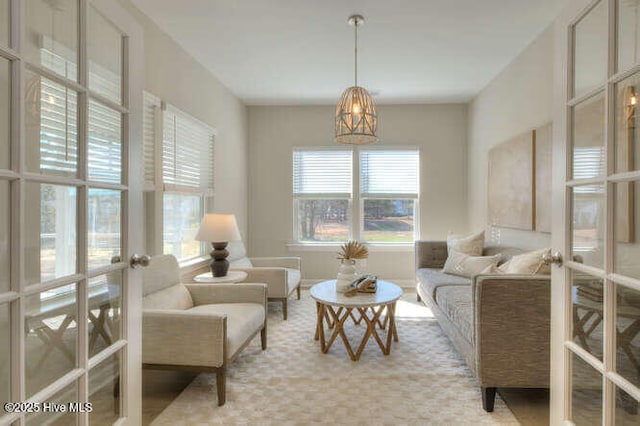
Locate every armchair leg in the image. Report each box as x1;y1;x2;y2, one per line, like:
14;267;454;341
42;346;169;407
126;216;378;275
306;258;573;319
216;368;226;406
296;286;301;300
261;327;267;350
481;387;496;412
282;299;288;320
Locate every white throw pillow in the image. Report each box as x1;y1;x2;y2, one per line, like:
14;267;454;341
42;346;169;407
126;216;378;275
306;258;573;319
442;250;502;278
498;248;551;275
447;230;485;256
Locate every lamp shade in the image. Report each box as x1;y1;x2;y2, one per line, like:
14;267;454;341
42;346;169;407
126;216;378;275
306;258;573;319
195;214;241;242
335;86;378;145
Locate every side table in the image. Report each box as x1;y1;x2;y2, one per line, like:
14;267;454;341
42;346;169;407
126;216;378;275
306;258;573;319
193;270;248;283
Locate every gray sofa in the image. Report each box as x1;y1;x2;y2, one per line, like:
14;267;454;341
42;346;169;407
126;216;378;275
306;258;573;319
415;241;551;412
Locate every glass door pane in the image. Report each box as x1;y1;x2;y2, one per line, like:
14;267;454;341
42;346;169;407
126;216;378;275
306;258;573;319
572;353;603;424
617;0;640;73
0;0;9;48
0;57;9;170
571;184;605;269
25;0;78;81
574;0;608;97
24;70;79;177
88;6;122;105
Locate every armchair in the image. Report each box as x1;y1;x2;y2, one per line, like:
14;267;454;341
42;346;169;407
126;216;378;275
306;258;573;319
228;242;301;320
142;255;267;405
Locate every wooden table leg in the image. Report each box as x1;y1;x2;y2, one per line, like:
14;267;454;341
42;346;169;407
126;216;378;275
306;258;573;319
314;301;321;341
390;302;399;342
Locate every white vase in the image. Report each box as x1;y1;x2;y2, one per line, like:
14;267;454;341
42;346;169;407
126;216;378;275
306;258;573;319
336;259;357;293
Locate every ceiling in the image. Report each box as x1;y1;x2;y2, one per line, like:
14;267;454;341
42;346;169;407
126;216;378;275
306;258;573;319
130;0;566;105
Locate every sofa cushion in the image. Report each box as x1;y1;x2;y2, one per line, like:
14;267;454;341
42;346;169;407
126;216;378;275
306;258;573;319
143;255;181;296
499;248;551;274
286;268;301;294
482;245;524;265
143;283;194;310
190;303;265;358
417;268;471;300
435;286;474;345
447;231;484;256
442;251;502;278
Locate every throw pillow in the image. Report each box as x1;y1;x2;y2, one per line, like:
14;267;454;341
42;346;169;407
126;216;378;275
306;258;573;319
498;248;551;275
447;230;485;256
442;250;502;278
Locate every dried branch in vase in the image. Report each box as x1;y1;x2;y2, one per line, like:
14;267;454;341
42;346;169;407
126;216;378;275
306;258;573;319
337;240;368;261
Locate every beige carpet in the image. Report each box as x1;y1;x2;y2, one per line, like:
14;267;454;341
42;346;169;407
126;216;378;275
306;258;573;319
152;290;520;425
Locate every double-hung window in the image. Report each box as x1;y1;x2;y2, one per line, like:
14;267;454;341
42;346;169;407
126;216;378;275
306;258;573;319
143;93;215;262
360;149;419;243
293;147;419;244
293;149;352;242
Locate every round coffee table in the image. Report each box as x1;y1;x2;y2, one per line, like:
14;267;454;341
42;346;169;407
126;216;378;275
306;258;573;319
310;279;403;361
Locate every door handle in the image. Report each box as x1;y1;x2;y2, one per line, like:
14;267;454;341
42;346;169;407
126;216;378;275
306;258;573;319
542;251;563;266
130;254;151;268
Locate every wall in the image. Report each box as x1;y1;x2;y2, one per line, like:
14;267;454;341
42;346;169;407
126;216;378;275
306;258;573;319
247;104;468;282
119;0;249;236
467;24;555;249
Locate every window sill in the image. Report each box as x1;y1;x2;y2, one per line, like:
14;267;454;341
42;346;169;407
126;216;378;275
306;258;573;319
286;243;414;253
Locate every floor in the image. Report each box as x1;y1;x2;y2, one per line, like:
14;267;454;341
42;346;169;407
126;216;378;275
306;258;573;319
141;289;551;425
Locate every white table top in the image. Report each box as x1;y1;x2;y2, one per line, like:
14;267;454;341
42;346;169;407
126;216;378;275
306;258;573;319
193;270;248;283
310;279;402;308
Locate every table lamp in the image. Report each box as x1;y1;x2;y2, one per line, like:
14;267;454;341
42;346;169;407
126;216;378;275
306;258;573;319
195;213;241;277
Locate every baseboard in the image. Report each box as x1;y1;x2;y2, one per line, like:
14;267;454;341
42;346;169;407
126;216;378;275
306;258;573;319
301;278;416;289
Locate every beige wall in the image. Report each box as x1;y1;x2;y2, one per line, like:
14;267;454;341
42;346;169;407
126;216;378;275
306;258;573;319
119;0;249;236
247;104;468;281
467;24;555;249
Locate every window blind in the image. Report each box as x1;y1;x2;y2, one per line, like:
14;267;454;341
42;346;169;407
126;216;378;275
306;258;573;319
573;147;605;194
87;99;121;184
293;150;352;196
143;92;160;189
38;75;78;175
162;106;215;194
360;149;419;196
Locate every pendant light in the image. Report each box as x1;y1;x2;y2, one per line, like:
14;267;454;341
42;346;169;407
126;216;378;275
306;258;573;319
335;15;378;145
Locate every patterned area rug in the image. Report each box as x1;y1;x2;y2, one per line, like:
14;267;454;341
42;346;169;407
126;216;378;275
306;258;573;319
152;289;519;425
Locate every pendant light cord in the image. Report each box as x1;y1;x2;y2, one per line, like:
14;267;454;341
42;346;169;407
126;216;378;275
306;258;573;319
354;20;358;87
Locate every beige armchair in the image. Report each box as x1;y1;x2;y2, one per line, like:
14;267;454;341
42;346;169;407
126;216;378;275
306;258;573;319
141;255;267;405
228;242;301;320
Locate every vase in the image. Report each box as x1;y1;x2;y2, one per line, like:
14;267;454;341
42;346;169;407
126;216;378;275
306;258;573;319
336;259;357;293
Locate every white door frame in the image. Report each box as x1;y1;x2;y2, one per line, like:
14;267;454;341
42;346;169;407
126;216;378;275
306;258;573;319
92;1;144;424
0;0;143;424
551;0;640;424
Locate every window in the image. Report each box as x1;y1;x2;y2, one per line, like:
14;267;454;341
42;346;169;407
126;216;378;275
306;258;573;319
293;150;352;242
142;93;215;262
293;148;419;244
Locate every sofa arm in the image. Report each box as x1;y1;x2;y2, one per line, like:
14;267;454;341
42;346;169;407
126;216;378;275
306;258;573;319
472;274;551;387
231;267;288;298
142;309;226;367
415;241;448;269
185;283;267;306
249;257;301;270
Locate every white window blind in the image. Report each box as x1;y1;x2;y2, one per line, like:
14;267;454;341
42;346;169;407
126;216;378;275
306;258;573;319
37;76;78;175
573;147;605;194
162;106;215;194
293;150;352;196
143;92;160;189
360;149;419;196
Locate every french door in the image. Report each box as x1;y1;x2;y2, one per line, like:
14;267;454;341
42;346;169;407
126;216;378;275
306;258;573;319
552;0;640;423
0;0;143;424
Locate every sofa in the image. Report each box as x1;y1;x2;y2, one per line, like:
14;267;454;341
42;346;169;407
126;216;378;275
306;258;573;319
415;241;551;412
141;255;268;405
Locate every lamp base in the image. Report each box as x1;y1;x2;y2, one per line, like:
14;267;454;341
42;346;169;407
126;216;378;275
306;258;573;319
210;242;230;277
